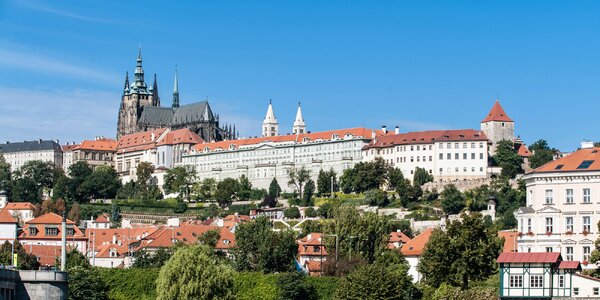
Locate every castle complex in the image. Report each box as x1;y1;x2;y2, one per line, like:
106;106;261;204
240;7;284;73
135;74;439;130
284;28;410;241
116;49;236;142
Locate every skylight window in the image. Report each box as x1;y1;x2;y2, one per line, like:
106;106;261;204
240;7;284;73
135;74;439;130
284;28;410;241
555;165;564;170
577;160;595;169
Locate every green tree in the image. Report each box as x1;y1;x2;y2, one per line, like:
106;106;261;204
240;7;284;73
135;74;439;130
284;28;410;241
111;203;121;225
493;140;523;179
288;166;311;197
303;179;316;205
317;169;337;196
364;189;388;207
0;154;12;198
529;139;556;169
268;177;282;198
441;184;465;214
0;241;39;270
418;212;503;289
215;178;240;207
84;165;121;200
198;229;221;248
589;221;600;277
277;272;317;300
68;202;82;224
163;166;195;196
261;195;278;208
304;207;317;218
116;180;136;200
413;167;433;187
238;175;253;201
195;178;217;201
396;178;421;208
339;157;389;193
335;263;414;300
387;168;405;190
68;266;108;300
234;217;298;273
156;245;235;300
132;248;172;269
67;161;93;201
284;206;301;219
11;170;41;203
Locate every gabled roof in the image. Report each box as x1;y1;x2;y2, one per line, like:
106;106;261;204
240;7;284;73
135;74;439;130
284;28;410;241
94;215;110;223
482;100;513;123
558;261;581;270
498;231;518;252
76;138;118;152
389;231;411;244
517;144;531;157
529;147;600;174
365;129;488;149
5;202;36;211
0;209;17;224
0;140;62;154
117;128;168;154
156;128;204;146
26;212;75;225
24;245;73;266
401;228;433;256
497;252;561;263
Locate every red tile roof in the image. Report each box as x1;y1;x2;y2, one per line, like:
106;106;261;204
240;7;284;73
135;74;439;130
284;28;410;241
76;138;118;151
26;212;75;225
134;224;235;251
193;127;379;152
498;231;518;253
482;100;513;123
61;144;80;152
497;252;561;264
223;214;251;223
530;148;600;173
156;128;204;146
94;215;110;223
297;233;328;256
517;144;531;157
0;209;17;223
389;231;411;244
401;228;433;256
558;261;581;270
23;245;73;266
5;202;36;211
117;128;168;154
365;129;488;149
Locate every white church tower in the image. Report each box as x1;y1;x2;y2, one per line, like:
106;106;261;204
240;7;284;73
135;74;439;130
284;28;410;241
292;102;306;134
262;100;279;137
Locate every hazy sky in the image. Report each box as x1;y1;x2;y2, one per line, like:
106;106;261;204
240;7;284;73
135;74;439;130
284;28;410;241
1;1;599;151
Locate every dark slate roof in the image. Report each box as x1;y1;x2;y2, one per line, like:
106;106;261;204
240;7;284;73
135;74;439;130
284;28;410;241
172;101;213;125
0;140;62;153
518;207;535;213
138;107;174;126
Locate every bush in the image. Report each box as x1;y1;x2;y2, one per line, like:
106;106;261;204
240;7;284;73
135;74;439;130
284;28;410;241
234;272;279;300
364;189;388;207
277;272;317;300
305;276;339;300
284;207;301;219
305;207;317;218
98;268;159;300
173;201;187;213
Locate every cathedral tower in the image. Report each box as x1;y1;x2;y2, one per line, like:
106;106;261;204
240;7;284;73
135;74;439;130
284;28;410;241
117;47;159;139
262;100;279;137
481;99;515;155
292;102;306;134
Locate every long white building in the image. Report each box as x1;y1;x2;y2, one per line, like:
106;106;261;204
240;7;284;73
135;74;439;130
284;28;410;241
0;139;63;171
181;127;382;191
515;144;600;269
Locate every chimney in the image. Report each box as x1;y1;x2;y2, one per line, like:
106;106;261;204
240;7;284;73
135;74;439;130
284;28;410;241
38;139;42;144
382;125;387;134
151;132;156;141
112;233;117;244
581;141;594;149
394;125;400;134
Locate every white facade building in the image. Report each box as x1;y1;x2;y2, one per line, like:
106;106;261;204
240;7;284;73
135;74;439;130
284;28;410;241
262;100;279;137
0;140;63;171
363;129;490;182
181;128;381;192
515;146;600;269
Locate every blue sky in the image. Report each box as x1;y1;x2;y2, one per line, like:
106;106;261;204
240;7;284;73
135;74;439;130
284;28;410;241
0;1;598;151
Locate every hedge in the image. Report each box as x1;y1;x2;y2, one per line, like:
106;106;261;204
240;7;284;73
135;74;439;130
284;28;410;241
97;268;159;300
234;272;280;300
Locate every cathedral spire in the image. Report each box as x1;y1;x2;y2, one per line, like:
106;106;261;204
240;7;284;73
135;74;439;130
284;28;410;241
172;65;180;108
151;73;160;106
292;101;306;134
123;71;130;95
134;46;146;88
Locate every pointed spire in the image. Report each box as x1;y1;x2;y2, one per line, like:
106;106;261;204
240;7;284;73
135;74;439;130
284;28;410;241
133;46;147;92
172;65;180;108
232;124;236;140
293;101;306;134
482;98;513;123
262;100;278;137
151;73;159;106
123;71;130;95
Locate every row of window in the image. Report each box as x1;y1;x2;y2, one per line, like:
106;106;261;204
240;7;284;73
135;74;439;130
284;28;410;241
521;217;593;234
545;188;593;204
509;274;598;294
522;245;592;262
439;142;485;149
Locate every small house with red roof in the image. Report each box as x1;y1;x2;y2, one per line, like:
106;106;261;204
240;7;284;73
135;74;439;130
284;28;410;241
19;212;88;254
387;230;411;250
497;252;600;299
297;233;328;276
4;202;36;223
401;228;433;282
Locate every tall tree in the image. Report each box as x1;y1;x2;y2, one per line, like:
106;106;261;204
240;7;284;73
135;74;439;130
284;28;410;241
317;168;337;196
339;157;389;193
195;178;217;201
68;266;108;300
156;245;235;300
163;166;195;199
303;179;315;205
215;178;240;207
413;167;433;187
441;184;465;214
268;177;282;198
84;165;121;200
238;175;253;201
528;139;556;169
335;263;415;300
68;161;93;201
288;166;311;197
68;202;82;224
0;154;12;198
493;140;523;179
418;212;503;289
11;171;39;203
234;216;298;273
0;241;40;270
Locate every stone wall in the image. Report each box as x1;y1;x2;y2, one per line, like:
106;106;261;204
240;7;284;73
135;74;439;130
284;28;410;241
15;271;67;300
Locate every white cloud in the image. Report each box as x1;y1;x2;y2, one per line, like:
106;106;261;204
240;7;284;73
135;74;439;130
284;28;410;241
0;87;119;143
0;47;116;84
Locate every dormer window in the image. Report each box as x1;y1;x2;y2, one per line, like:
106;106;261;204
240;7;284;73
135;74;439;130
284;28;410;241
331;134;339;140
67;228;74;236
29;227;38;236
229;144;235;150
45;227;59;236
